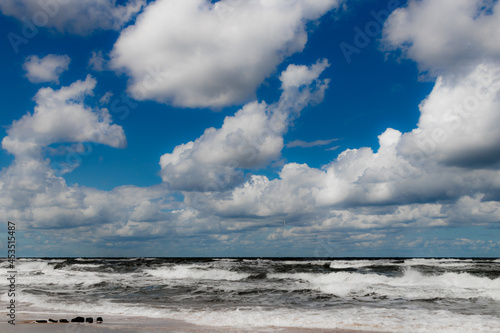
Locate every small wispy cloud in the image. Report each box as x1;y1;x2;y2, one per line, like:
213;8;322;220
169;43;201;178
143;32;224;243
325;145;340;151
286;138;339;148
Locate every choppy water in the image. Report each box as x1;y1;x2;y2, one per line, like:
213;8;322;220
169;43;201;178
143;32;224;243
1;257;500;332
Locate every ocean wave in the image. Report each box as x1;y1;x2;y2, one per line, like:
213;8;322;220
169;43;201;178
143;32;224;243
144;265;251;281
3;257;499;332
9;292;500;333
329;259;384;269
269;267;500;300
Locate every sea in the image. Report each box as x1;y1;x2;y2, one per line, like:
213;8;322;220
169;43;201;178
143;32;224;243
1;257;500;332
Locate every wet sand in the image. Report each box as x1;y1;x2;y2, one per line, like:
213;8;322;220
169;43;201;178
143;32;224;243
2;313;384;333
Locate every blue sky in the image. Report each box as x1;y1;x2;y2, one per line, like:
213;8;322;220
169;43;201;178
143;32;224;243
0;0;499;257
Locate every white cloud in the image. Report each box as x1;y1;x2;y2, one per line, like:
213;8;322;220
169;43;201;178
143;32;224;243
204;109;500;222
159;60;329;191
23;54;70;84
99;91;114;105
383;0;500;77
111;0;341;108
287;138;338;148
1;0;500;256
192;0;500;230
89;50;106;72
398;63;500;168
0;156;172;230
0;61;332;245
0;0;145;35
2;75;126;159
0;76;167;233
196;59;500;230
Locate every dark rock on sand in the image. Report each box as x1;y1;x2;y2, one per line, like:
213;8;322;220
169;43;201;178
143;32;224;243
86;317;93;323
71;317;85;323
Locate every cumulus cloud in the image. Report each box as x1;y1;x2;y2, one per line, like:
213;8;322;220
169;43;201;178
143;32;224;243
197;56;500;230
0;76;161;233
111;0;341;108
0;157;171;230
0;0;145;35
0;60;333;251
159;60;329;191
23;54;70;84
2;75;126;159
382;1;500;169
204;98;500;221
383;0;500;77
399;63;500;168
2;0;500;256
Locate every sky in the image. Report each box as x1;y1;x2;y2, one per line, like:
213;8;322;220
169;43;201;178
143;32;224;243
0;0;499;257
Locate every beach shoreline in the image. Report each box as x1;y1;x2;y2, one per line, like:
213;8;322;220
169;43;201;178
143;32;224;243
2;313;384;333
4;258;498;332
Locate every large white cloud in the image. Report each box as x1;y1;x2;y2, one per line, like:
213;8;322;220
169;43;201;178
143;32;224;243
23;54;70;84
159;60;329;191
196;57;500;225
382;0;500;169
190;0;500;239
2;75;126;159
0;76;168;233
0;154;173;230
111;0;341;108
2;0;500;257
383;0;500;77
0;0;145;35
399;63;500;168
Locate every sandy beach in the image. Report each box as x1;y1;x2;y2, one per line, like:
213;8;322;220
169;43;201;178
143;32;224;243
2;313;383;333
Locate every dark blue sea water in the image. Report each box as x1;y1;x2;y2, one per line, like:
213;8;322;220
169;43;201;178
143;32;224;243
1;258;500;332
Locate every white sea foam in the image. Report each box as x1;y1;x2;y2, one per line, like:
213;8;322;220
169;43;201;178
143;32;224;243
144;265;250;281
4;258;499;332
13;293;500;333
280;260;331;266
269;267;500;300
9;260;52;273
69;264;102;269
0;261;139;288
329;259;382;269
175;307;500;333
404;258;474;268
